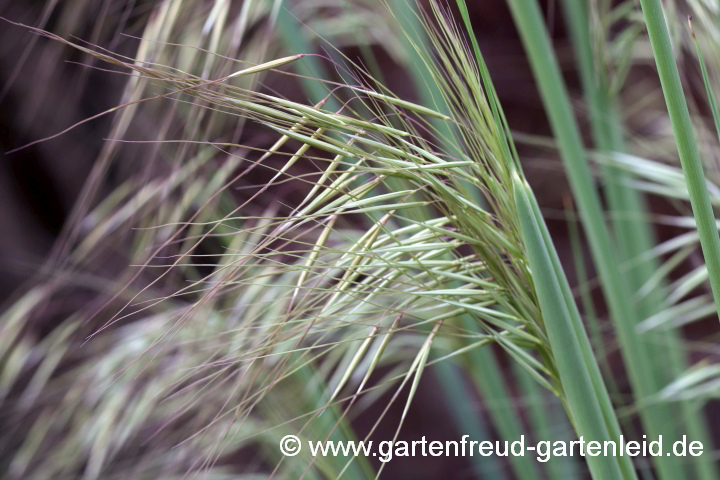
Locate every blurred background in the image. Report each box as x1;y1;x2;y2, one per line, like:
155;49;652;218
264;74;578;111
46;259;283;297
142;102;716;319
1;0;718;479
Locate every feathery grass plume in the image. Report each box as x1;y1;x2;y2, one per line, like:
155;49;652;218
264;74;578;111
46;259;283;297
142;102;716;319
428;6;634;474
7;6;498;479
448;2;576;477
378;3;505;478
4;1;716;479
2;2;387;478
392;2;563;477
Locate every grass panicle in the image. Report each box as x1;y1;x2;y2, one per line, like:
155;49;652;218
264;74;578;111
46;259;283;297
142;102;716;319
1;1;718;479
